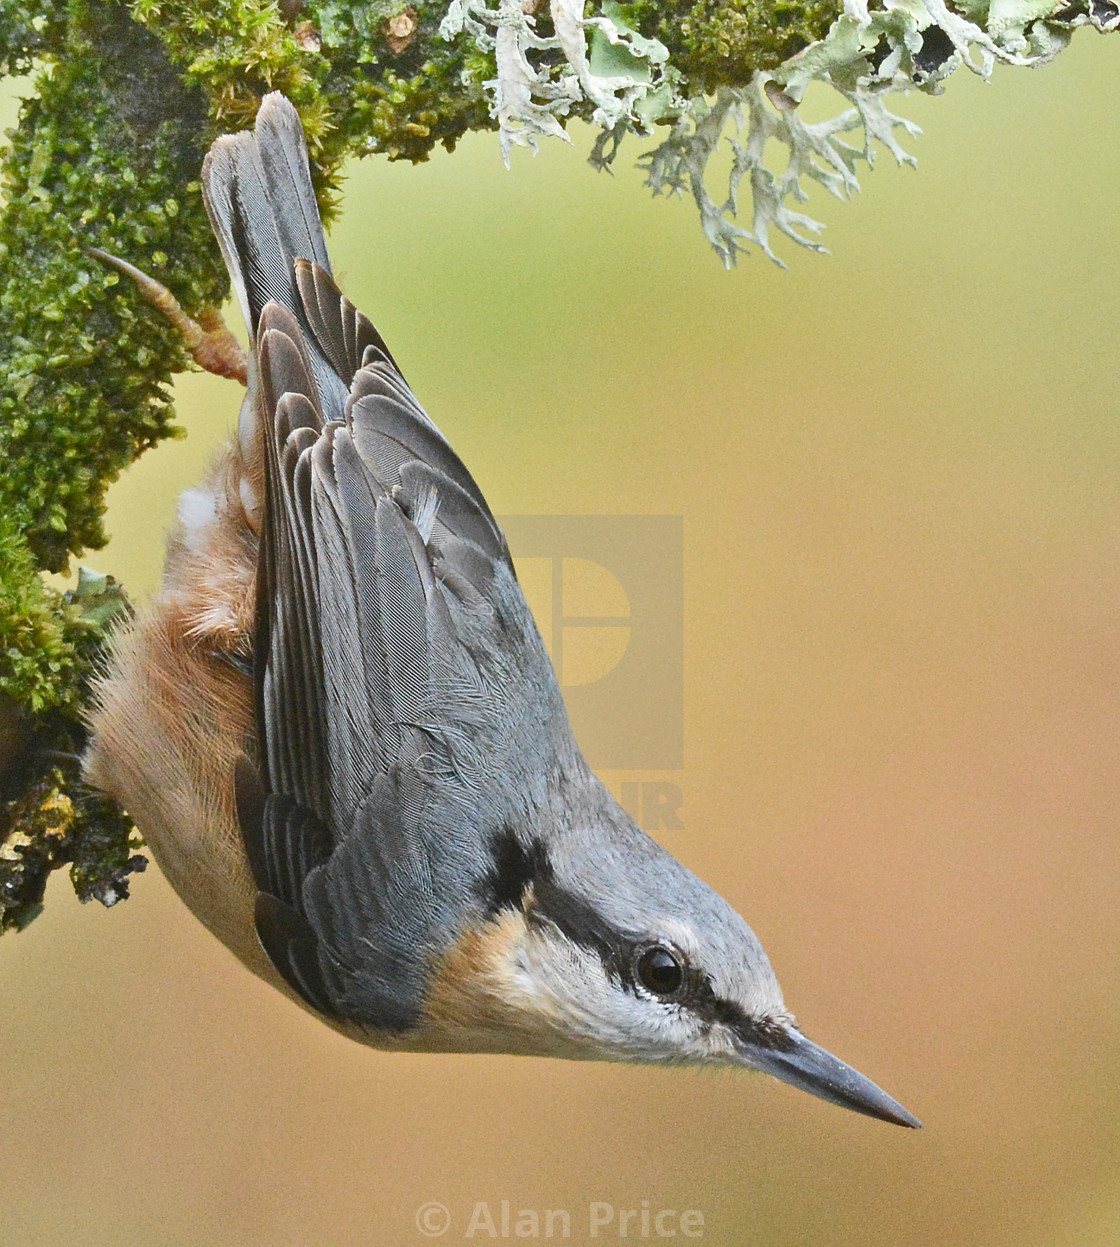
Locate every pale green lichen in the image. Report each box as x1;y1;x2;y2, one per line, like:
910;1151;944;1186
614;0;1116;263
440;0;685;160
432;0;1115;263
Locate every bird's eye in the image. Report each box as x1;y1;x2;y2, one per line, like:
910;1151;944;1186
636;945;685;996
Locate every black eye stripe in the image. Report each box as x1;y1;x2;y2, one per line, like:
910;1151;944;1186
485;830;633;978
529;875;632;982
479;826;546;914
482;830;786;1044
687;979;798;1050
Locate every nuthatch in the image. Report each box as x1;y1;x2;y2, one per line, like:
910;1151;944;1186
85;94;919;1128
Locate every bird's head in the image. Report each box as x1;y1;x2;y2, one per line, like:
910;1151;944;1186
420;790;919;1128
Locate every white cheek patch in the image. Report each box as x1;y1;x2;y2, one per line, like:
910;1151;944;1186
507;933;549;1007
516;924;711;1061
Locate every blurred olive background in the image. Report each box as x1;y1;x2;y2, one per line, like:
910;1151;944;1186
4;32;1120;1247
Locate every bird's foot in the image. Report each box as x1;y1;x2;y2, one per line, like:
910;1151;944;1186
89;247;248;385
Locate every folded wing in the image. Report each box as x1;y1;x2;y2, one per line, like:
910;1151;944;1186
207;96;580;1032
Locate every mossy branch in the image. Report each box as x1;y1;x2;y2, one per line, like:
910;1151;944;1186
0;0;1114;930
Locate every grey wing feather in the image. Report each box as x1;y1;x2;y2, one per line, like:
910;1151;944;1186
255;318;330;820
295;257;404;382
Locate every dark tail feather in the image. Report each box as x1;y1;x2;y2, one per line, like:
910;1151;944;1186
203;93;342;405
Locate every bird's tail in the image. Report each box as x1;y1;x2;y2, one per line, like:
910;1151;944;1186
202;93;339;402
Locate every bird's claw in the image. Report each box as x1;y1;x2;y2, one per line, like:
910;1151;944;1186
88;246;248;385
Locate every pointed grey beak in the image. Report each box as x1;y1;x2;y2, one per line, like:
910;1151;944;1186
745;1028;922;1128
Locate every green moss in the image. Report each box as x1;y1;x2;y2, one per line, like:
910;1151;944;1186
0;769;77;931
127;0;495;180
128;0;324;132
0;516;83;716
0;765;144;933
621;0;841;90
0;2;225;572
0;548;140;934
0;0;69;75
0;9;163;932
318;51;494;163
